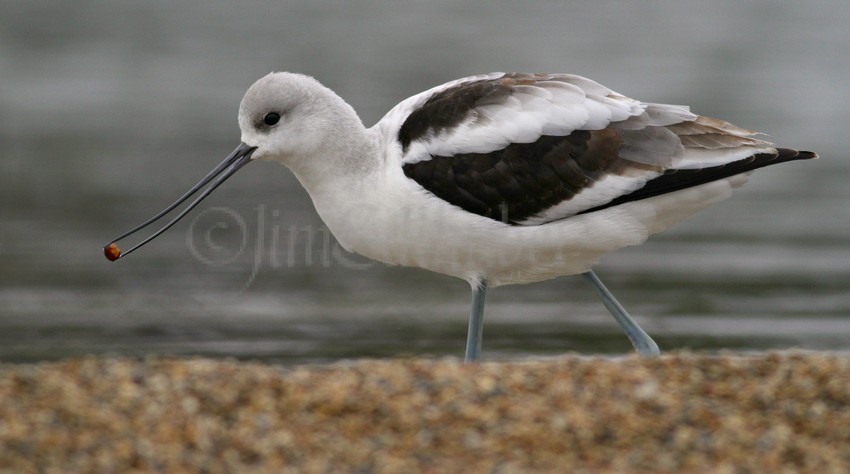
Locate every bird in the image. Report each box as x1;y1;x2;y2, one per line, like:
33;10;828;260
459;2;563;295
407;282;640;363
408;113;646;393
104;71;817;362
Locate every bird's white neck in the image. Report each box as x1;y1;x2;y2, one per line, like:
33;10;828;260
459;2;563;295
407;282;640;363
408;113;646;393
285;121;380;194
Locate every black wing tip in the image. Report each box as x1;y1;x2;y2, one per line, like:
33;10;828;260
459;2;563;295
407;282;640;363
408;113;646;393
577;147;818;216
777;148;819;162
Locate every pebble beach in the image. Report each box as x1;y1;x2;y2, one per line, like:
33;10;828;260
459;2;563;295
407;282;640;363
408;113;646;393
1;352;848;472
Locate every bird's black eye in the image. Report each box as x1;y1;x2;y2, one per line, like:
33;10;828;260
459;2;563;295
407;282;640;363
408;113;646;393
263;112;281;126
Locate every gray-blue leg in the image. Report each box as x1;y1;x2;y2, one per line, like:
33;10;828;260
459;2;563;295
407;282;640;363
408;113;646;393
582;270;660;356
464;281;488;362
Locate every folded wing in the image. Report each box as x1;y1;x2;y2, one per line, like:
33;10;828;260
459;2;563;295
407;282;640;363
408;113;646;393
376;73;814;225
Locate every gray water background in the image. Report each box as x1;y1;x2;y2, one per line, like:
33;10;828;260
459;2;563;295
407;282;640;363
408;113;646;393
1;1;848;363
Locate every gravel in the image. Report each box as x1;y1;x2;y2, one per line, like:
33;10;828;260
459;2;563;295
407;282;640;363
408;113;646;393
1;351;848;472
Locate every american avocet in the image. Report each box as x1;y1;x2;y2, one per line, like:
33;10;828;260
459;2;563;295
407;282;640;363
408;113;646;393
105;72;816;362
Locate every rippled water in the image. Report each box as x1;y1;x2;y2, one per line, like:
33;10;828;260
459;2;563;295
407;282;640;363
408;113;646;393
1;1;848;363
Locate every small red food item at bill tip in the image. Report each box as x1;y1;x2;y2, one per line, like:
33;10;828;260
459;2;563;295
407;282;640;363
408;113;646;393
104;243;121;261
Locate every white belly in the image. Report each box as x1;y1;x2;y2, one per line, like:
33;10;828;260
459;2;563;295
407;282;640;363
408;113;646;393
309;167;748;287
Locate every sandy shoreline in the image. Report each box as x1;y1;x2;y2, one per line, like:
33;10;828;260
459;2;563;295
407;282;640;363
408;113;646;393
1;352;848;472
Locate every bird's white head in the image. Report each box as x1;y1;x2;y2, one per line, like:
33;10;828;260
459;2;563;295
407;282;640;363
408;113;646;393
238;72;363;168
103;71;368;261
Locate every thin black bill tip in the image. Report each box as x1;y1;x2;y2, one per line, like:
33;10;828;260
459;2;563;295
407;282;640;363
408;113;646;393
103;142;257;262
